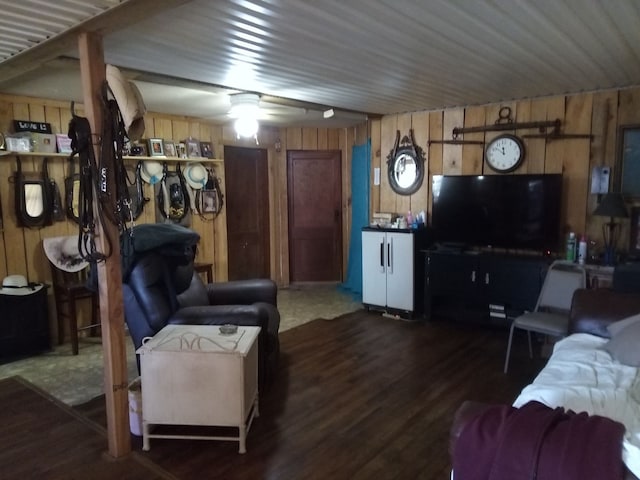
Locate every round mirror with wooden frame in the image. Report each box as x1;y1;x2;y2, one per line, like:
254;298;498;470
386;129;426;195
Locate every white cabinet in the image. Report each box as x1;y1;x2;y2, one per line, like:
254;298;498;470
362;228;420;316
137;325;260;453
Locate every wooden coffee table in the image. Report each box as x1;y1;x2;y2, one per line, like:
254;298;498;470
136;324;260;453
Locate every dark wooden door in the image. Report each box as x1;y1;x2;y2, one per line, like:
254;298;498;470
287;150;342;282
224;146;270;280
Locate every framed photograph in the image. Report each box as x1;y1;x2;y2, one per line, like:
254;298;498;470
56;134;72;154
201;190;218;213
130;142;148;156
148;138;165;157
630;207;640;257
615;124;640;197
185;138;201;158
176;142;187;159
200;141;214;159
163;141;177;158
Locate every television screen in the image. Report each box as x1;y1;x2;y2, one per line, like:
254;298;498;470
431;174;563;252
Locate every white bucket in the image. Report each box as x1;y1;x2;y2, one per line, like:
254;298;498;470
128;377;143;436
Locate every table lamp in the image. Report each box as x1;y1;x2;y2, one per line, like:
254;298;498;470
593;192;628;265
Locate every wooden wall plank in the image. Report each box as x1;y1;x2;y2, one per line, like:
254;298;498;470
286;127;302;150
302;127;318;150
327;128;340;150
370;118;382;218
379;114;397;214
515;99;531;175
617;87;640;126
527;98;548;173
427;111;444;215
317;128;328;150
275;128;288;285
461;106;485;175
396;113;413;217
7;102;30;277
543;96;566;174
410;111;430;216
340;127;352;276
587;91;619;248
563;93;593;237
442;108;464;175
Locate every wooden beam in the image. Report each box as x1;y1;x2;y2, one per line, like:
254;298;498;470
0;0;191;83
77;32;131;458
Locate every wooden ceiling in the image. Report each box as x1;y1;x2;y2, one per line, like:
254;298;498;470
0;0;639;127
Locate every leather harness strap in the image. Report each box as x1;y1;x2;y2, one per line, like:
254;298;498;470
68;84;133;264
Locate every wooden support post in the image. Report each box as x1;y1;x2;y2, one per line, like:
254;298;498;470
78;32;131;457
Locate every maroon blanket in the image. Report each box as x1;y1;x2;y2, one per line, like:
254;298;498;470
452;400;625;480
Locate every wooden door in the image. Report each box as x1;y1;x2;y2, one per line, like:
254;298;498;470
287;150;342;282
224;146;270;280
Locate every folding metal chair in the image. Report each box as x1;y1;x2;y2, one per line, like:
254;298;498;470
503;260;586;373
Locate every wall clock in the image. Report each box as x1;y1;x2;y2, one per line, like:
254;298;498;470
485;134;525;173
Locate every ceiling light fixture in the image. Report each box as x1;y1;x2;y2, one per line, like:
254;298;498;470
229;93;260;139
323;107;368;122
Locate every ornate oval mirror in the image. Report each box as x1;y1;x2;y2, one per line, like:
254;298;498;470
387;130;426;195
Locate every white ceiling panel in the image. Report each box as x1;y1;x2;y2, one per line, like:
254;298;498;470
0;0;638;127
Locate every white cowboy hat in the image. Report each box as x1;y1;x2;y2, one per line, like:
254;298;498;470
0;274;42;296
106;64;146;141
140;161;164;185
43;235;88;273
183;163;208;190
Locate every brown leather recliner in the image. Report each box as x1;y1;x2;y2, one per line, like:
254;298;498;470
450;288;640;480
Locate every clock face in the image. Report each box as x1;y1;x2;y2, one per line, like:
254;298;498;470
485;134;525;173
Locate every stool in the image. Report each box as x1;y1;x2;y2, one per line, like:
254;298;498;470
43;235;100;355
49;264;100;355
194;262;213;283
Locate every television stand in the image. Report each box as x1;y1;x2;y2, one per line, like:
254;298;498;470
435;242;468;253
424;251;551;326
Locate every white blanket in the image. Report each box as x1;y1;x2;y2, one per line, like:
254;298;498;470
513;333;640;478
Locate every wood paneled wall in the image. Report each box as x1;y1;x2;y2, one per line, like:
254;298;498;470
0;93;361;343
369;87;640;257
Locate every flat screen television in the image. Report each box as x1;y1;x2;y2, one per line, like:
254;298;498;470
431;174;563;252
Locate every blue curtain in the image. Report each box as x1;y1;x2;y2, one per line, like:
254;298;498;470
340;139;371;299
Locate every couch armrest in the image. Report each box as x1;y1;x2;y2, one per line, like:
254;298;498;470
449;401;492;457
205;279;277;307
169;304;267;327
450;400;640;480
569;288;640;337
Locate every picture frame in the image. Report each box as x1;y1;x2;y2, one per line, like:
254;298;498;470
615;124;640;197
200;141;214;159
130;142;148;156
55;134;72;154
630;207;640;257
185;138;201;158
148;138;165;157
176;142;187;159
201;190;218;213
163;141;177;158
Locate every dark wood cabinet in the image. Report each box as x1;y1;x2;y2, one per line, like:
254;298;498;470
0;285;50;361
424;251;549;325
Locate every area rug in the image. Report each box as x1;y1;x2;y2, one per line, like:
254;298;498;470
0;375;175;480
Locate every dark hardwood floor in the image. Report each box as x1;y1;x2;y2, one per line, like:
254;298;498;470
74;310;545;480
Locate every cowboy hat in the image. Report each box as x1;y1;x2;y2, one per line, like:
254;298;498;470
106;64;146;141
183;163;208;190
0;274;41;296
43;235;88;273
139;161;164;185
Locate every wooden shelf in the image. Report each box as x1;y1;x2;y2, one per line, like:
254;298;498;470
0;150;223;163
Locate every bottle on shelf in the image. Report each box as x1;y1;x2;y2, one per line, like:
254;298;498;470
577;235;587;265
566;232;576;262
